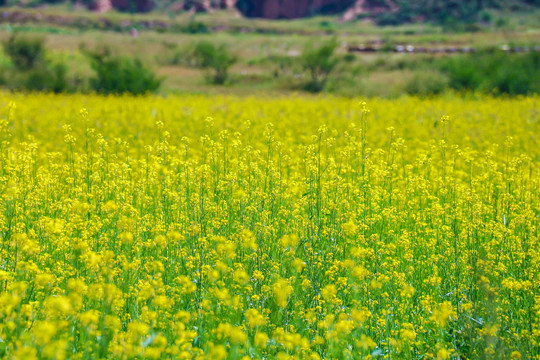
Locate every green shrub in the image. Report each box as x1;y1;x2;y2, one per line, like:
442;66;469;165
342;53;356;63
83;46;162;95
300;38;339;93
375;12;410;26
2;34;46;71
9;62;67;92
1;34;69;93
192;41;237;85
192;41;218;68
183;21;209;34
438;56;482;91
438;51;540;95
405;71;449;96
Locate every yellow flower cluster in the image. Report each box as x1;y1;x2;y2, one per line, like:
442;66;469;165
0;93;539;359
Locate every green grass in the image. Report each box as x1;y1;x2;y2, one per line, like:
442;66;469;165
0;6;539;97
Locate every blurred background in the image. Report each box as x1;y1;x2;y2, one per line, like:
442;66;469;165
0;0;539;97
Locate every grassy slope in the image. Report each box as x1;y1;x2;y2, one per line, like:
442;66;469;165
0;7;539;96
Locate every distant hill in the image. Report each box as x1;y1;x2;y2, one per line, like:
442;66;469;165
1;0;539;24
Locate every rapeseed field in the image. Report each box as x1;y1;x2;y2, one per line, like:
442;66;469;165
0;93;539;359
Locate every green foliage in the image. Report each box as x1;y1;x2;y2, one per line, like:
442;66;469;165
438;51;540;95
438;56;482;91
342;53;356;63
300;38;339;93
192;41;217;68
183;21;209;34
169;21;210;34
10;62;68;93
2;34;46;71
83;46;162;95
1;34;69;93
192;41;237;85
375;11;412;26
372;0;527;26
405;70;449;96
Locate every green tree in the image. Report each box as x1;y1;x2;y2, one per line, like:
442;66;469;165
192;41;237;85
83;46;162;94
1;34;68;93
2;34;45;71
300;38;339;93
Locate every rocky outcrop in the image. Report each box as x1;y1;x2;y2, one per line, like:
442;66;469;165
236;0;357;19
88;0;112;13
84;0;391;18
340;0;397;22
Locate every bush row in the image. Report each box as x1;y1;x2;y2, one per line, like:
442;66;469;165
1;34;342;94
406;51;540;96
2;33;539;96
0;34;162;94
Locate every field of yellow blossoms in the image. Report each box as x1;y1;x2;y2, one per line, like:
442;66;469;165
0;93;539;360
